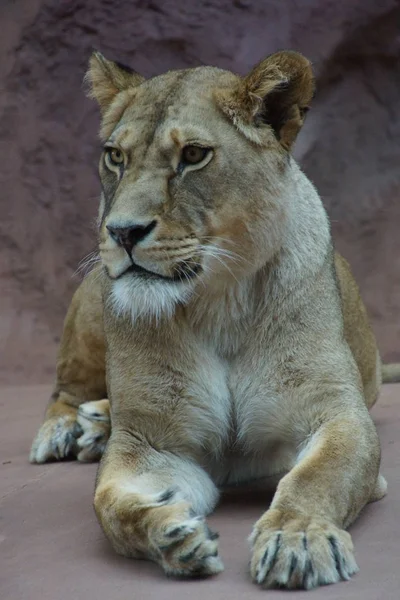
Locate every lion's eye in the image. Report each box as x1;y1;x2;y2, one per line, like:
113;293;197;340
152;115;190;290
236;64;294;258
181;145;209;165
105;147;125;166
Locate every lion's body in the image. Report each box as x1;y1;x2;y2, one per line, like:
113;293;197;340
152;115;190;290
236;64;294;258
46;244;383;482
30;50;396;589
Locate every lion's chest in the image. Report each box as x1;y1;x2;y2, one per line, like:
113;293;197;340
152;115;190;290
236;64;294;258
188;351;298;486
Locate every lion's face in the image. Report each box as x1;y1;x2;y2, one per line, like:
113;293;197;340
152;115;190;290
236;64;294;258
87;52;313;319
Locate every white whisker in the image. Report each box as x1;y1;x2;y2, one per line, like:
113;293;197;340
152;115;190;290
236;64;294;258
210;254;240;284
201;237;254;267
86;264;103;284
73;251;101;279
197;245;241;284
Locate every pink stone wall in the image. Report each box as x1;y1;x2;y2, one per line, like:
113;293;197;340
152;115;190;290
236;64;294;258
1;0;399;383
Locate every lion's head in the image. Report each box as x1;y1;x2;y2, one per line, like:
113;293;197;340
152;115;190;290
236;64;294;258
86;50;314;320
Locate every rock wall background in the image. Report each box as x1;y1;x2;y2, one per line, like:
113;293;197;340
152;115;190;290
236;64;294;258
1;0;399;384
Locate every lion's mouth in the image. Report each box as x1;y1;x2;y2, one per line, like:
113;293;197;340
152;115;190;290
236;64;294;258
117;260;202;283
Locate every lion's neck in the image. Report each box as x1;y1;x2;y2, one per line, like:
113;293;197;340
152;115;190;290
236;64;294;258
186;162;331;356
187;273;263;356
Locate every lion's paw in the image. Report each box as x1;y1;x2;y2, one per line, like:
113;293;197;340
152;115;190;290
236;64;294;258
250;510;358;589
149;500;223;578
76;399;111;462
30;415;81;463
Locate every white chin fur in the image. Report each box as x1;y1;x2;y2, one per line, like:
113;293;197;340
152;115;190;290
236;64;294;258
109;275;194;323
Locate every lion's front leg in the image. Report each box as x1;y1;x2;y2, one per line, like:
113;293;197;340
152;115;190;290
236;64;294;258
250;409;383;589
94;433;222;577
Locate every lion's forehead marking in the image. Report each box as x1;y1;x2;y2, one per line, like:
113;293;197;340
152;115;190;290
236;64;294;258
113;115;217;160
112;69;231;151
105;71;187;149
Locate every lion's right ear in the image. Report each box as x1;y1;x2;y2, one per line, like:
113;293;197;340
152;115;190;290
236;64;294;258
216;51;314;150
85;51;145;114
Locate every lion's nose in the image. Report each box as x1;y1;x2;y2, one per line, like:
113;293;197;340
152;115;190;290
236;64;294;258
106;221;156;255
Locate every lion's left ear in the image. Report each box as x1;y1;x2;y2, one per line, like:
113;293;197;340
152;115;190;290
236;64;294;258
217;51;314;150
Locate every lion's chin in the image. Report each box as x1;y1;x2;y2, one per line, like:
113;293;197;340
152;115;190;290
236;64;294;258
109;273;195;323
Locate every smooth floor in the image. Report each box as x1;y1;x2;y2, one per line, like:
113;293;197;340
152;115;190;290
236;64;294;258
1;384;399;600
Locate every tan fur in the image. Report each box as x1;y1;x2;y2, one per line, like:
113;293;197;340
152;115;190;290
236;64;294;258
381;362;400;383
29;273;109;463
30;51;395;589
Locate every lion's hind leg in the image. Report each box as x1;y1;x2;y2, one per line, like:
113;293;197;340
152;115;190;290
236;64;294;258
30;394;111;464
30;271;107;464
76;399;111;462
30;392;82;463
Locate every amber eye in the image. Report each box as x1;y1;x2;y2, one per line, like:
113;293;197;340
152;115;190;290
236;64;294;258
105;147;124;166
181;145;209;165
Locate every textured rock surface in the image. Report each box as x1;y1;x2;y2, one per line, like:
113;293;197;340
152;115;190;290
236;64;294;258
1;0;399;384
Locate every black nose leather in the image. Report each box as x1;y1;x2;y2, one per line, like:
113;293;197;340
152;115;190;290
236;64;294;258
107;221;156;254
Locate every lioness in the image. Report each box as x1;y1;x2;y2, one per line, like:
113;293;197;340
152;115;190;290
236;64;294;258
31;50;398;589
